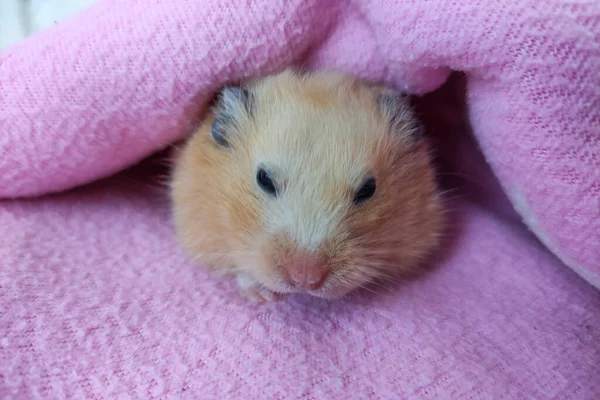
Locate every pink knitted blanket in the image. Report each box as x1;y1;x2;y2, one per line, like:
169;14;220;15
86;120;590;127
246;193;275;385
1;1;599;398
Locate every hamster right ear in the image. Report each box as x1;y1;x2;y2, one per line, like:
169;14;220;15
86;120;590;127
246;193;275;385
211;86;254;147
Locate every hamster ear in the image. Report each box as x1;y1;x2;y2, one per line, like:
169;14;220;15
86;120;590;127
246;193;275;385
376;90;423;141
211;86;254;147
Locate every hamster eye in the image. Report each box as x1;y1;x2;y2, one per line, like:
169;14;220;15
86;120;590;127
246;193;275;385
256;168;277;196
353;177;376;205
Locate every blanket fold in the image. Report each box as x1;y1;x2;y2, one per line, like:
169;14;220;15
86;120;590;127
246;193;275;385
1;0;600;397
2;0;597;287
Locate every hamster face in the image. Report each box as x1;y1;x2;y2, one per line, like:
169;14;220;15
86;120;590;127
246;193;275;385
171;70;444;300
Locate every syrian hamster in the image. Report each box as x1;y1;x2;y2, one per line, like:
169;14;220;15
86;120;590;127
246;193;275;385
170;69;444;302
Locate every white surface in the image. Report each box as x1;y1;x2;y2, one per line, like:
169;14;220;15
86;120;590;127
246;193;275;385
0;0;96;50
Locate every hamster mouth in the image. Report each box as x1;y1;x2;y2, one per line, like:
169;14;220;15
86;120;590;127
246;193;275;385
253;264;357;299
267;273;358;299
260;278;330;298
308;285;354;299
259;276;353;300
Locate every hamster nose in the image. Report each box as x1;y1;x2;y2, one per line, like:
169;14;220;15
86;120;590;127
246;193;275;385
286;255;327;290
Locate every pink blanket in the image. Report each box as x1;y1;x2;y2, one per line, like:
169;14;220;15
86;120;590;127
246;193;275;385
1;0;599;398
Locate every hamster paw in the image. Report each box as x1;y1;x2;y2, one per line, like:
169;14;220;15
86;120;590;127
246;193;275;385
235;273;284;303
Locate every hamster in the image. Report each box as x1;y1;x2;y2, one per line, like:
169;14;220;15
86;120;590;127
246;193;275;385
170;69;444;303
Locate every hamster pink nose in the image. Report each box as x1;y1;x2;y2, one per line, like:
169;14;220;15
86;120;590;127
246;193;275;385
286;255;327;290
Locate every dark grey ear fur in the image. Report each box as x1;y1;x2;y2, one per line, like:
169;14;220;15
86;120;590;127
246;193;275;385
377;91;423;141
211;86;254;147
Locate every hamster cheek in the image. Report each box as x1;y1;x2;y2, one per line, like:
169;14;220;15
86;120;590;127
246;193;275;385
235;272;286;303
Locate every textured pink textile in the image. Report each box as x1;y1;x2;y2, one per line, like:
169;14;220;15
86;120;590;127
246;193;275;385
1;176;599;399
1;0;600;398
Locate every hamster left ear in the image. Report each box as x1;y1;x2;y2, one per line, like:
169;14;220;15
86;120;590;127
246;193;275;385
376;91;423;141
211;85;254;147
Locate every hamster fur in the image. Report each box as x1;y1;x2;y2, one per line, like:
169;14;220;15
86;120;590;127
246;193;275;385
170;69;444;302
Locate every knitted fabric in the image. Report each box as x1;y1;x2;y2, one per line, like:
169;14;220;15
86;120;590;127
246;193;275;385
1;0;599;398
